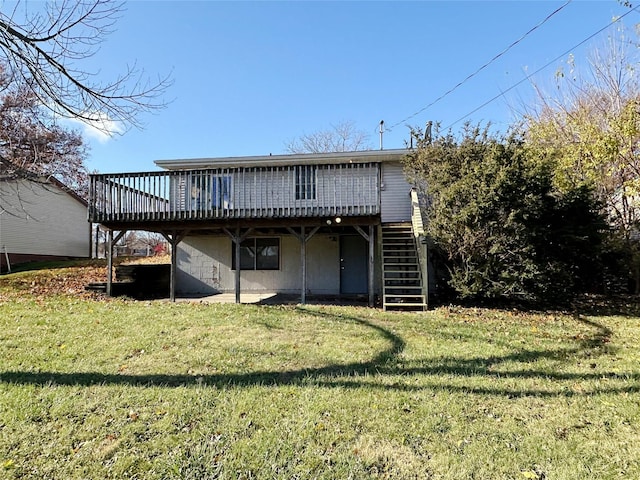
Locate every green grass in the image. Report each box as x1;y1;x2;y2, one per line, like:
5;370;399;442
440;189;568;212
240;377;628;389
1;269;639;479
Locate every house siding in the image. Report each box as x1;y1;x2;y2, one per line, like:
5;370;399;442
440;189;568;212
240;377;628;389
0;179;89;260
380;161;412;223
177;234;341;295
166;163;379;218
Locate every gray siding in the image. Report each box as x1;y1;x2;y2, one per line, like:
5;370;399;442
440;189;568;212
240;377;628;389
380;161;412;223
169;164;380;216
177;234;341;295
0;179;89;257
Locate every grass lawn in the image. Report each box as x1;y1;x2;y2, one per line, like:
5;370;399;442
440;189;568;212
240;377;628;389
1;263;639;479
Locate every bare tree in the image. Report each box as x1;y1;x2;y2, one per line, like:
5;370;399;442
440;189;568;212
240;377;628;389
0;0;171;133
115;230;167;256
285;120;372;153
523;24;640;292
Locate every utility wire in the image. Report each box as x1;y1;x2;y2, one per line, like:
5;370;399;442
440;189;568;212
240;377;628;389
442;3;640;131
385;0;573;132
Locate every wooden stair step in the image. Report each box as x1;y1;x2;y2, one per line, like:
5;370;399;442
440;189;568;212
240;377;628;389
384;280;421;284
385;302;426;307
384;270;420;274
384;285;422;290
384;295;426;300
382;222;427;311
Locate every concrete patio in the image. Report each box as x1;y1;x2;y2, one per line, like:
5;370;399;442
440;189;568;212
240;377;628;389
174;292;371;306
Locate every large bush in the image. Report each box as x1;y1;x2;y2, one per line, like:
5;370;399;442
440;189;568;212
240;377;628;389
405;124;607;304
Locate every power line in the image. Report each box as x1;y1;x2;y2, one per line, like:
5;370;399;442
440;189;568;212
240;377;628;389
442;3;640;131
385;0;573;132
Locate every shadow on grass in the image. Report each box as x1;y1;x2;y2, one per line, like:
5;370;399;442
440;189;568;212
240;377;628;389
1;307;638;397
571;294;640;318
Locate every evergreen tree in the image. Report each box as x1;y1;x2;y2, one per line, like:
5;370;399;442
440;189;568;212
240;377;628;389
404;123;606;304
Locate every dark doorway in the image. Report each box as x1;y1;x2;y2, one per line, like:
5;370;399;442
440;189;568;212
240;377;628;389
340;235;368;294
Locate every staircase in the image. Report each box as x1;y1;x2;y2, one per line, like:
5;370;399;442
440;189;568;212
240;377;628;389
382;223;427;311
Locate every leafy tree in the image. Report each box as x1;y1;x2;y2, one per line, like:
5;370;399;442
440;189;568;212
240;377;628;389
523;26;640;292
404;123;607;304
285;120;372;153
0;66;87;179
0;64;89;213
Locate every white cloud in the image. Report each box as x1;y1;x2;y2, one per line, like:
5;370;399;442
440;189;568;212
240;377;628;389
63;113;125;143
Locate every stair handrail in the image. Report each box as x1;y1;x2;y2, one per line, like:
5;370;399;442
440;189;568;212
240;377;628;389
410;188;428;307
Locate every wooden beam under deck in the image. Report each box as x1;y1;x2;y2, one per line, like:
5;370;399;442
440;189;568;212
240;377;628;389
95;215;380;234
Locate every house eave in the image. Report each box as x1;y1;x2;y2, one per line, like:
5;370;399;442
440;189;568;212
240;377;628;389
154;148;410;171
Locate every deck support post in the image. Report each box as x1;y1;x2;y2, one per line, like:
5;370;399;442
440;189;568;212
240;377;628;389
106;230;113;296
234;227;241;304
161;230;189;302
106;230;127;297
170;236;178;302
354;225;375;308
223;227;253;304
287;226;320;304
369;224;375;307
301;227;306;304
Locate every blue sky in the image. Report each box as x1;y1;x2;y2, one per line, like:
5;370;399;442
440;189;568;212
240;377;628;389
72;0;637;173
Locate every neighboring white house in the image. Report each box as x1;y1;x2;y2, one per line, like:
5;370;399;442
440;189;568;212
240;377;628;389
0;177;91;270
88;149;428;309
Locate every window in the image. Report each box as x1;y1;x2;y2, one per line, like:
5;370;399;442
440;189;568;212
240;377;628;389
189;174;233;210
295;165;317;200
190;175;206;210
232;237;280;270
211;175;232;209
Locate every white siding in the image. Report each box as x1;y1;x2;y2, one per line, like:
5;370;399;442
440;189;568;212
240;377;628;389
176;234;341;295
380;161;412;223
0;179;89;257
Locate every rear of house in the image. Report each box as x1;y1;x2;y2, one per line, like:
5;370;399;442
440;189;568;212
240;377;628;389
89;149;429;309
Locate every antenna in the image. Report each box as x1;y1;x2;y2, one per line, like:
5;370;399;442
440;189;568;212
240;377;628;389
424;121;433;144
379;120;384;150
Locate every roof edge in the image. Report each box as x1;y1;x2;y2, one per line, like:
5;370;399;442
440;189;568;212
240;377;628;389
1;175;88;207
154;148;411;170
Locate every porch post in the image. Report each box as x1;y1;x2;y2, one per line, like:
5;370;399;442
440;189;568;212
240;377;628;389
301;226;306;304
369;224;375;307
287;226;320;305
160;230;188;303
223;227;252;304
235;227;241;304
170;235;178;302
106;230;113;296
354;225;375;308
106;230;127;297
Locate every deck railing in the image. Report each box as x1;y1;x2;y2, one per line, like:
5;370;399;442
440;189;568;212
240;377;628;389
89;163;381;223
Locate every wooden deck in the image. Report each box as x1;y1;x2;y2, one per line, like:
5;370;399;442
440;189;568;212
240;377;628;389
88;163;381;225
